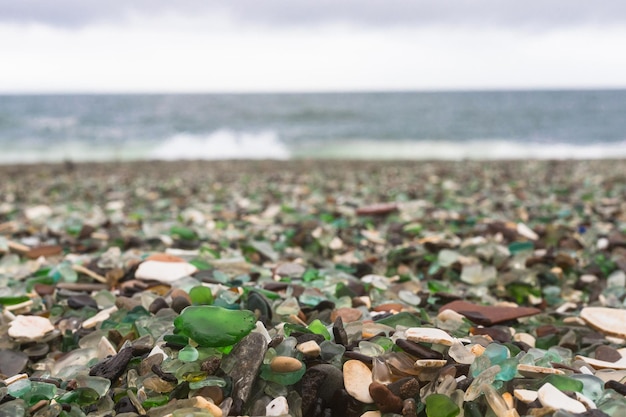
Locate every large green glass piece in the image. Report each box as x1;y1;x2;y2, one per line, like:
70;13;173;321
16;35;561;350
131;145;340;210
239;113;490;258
173;306;256;347
540;375;583;393
425;393;460;417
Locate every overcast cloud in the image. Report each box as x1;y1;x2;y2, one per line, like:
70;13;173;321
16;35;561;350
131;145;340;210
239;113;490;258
2;0;626;29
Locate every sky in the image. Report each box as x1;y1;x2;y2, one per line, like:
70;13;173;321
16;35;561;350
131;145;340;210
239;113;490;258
1;1;626;93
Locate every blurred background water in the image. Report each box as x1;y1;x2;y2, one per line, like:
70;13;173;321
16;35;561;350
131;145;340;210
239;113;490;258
1;89;625;163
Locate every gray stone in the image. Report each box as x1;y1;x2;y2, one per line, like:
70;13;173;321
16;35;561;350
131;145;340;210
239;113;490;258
0;349;29;377
226;331;267;415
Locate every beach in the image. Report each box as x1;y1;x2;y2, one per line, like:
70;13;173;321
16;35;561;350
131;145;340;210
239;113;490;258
1;158;626;417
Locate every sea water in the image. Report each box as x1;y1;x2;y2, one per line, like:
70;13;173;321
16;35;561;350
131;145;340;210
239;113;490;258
0;90;625;163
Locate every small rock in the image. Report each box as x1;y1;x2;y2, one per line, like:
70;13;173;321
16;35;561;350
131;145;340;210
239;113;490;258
0;350;29;377
67;294;98;310
227;332;268;415
369;381;403;413
538;382;586;414
297;340;321;357
148;297;169;314
8;315;55;340
331;307;363;323
356;203;398;216
270;356;303;373
595;345;622;363
25;245;63;259
343;360;374;404
266;396;289;416
275;262;306;278
171;296;191;314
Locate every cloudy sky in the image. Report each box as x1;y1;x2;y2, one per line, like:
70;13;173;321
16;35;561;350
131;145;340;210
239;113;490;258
2;1;626;93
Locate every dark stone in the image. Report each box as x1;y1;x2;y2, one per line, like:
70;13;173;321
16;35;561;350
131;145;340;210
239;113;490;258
439;300;540;326
402;398;418;417
148;297;169;315
171;296;191;314
605;380;626;395
310;364;344;406
295;333;326;345
89;346;134;381
169;381;190;400
369;381;403;413
201;357;221;375
151;364;177;383
114;397;137;414
246;291;273;321
395;339;443;360
67;294;98;310
300;367;328;415
343;351;372;364
227;332;267;415
470;326;511;343
0;349;29;377
332;317;348;346
595;345;622;363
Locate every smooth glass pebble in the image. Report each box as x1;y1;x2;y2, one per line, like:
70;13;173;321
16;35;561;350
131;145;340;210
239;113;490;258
540;375;583;393
188;376;227;389
179;345;200;362
484;343;509;365
425;393;460;417
448;341;475;365
173;306;256;347
7;378;31;398
189;285;214;305
495;358;519;381
358;341;385;357
570;374;604;401
464;365;501;401
308;319;331;340
56;387;100;405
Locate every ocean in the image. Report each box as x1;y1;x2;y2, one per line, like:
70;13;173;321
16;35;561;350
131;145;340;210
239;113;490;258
0;90;625;164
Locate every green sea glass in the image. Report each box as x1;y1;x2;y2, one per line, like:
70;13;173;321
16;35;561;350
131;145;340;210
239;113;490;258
189;286;214;305
56;387;100;406
259;363;306;385
425;393;460;417
173;306;256;347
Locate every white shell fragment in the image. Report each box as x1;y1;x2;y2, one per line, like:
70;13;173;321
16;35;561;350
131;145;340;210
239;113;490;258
580;307;626;339
8;315;54;340
135;260;198;283
538;383;586;414
405;327;455;346
266;396;289;416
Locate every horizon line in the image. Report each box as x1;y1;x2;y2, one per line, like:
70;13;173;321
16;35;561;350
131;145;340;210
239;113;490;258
1;86;626;96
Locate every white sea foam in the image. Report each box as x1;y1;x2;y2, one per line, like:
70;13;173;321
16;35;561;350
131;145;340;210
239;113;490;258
292;139;626;160
150;130;290;160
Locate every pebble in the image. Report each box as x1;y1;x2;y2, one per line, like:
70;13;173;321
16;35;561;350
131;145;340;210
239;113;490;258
8;315;55;340
297;340;321;357
227;332;267;415
537;382;587;414
270;356;303;373
439;300;541;326
369;381;403;413
0;349;29;377
331;307;363;323
343;359;375;403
